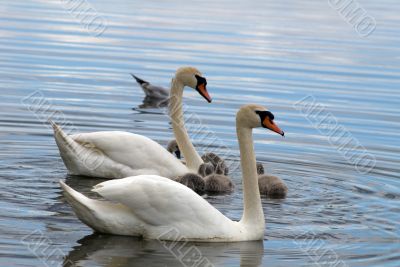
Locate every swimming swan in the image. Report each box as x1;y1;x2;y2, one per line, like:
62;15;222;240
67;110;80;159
166;139;181;159
176;162;232;195
52;67;211;179
202;152;229;175
204;161;234;193
198;162;215;177
167;140;229;175
59;104;284;241
174;162;212;194
256;162;287;198
174;172;205;194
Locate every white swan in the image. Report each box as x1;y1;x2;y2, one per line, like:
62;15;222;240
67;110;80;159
52;67;211;179
59;104;285;241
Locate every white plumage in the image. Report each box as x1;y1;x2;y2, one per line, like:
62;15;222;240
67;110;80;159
53;126;188;178
52;67;212;179
60;104;285;242
61;176;240;240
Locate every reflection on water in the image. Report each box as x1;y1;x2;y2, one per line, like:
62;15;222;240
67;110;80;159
137;95;169;109
65;234;264;267
0;0;400;266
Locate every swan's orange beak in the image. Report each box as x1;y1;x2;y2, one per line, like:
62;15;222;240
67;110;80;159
196;83;212;103
263;117;284;136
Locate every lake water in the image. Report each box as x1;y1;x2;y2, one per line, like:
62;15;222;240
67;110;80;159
0;0;399;266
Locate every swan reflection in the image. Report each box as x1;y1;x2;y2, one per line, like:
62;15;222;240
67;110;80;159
64;234;264;267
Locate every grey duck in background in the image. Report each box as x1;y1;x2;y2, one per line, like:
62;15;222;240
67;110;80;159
131;74;169;108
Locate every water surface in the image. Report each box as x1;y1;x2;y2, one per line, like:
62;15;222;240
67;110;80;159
0;0;399;266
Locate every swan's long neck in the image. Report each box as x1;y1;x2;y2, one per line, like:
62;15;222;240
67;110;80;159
169;78;203;171
237;126;264;229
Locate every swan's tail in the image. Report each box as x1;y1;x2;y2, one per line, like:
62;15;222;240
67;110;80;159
49;120;81;174
60;180;94;214
50;121;97;175
50;120;82;156
59;180;101;227
60;180;140;235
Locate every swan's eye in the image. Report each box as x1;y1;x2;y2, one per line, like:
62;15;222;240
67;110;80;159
255;110;275;127
255;110;274;119
194;74;211;103
195;74;207;86
255;110;284;136
265;111;274;120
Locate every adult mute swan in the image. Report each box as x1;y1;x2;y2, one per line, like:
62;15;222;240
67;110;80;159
53;67;211;179
59;104;284;241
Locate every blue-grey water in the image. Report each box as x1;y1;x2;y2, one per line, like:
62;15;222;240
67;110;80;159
0;0;399;266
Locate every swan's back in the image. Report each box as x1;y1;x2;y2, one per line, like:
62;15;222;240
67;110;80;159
69;131;188;177
92;175;238;239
